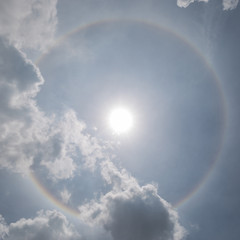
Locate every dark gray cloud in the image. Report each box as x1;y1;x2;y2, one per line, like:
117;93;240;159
79;161;186;240
0;210;80;240
103;185;185;240
79;185;185;240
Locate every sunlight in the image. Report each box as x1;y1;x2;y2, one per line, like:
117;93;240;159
109;107;133;134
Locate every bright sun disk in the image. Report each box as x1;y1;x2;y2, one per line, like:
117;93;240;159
109;108;133;134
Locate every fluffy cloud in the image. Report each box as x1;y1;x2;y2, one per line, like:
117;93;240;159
79;184;186;240
223;0;239;10
0;39;46;173
37;109;104;180
0;40;103;179
79;159;186;240
0;0;57;50
0;210;80;240
177;0;239;9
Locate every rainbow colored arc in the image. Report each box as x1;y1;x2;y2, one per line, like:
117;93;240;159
33;18;228;216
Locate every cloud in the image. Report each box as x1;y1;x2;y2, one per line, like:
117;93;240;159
223;0;239;10
104;186;185;240
177;0;239;10
0;40;104;179
0;39;46;173
79;184;186;240
177;0;208;8
0;210;80;240
0;215;8;239
38;109;104;180
79;159;186;240
60;188;72;204
0;5;186;240
0;0;57;51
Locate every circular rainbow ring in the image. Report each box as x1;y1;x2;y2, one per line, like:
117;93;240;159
33;18;228;216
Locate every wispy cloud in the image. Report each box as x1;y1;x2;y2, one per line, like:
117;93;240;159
60;188;72;204
0;215;8;239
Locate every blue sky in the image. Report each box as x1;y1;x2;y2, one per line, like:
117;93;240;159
0;0;239;239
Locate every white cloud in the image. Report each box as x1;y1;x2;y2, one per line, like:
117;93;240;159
39;109;104;180
0;0;58;51
177;0;208;8
0;210;80;240
0;39;46;174
223;0;239;10
42;156;76;180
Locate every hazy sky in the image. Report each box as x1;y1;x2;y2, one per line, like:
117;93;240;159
0;0;240;240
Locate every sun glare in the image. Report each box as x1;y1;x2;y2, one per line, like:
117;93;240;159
109;108;133;134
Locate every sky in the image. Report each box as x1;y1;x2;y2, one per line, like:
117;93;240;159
0;0;240;239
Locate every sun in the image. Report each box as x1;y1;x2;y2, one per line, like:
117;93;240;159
109;107;133;134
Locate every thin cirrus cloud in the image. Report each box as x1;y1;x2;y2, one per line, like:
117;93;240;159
177;0;239;10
